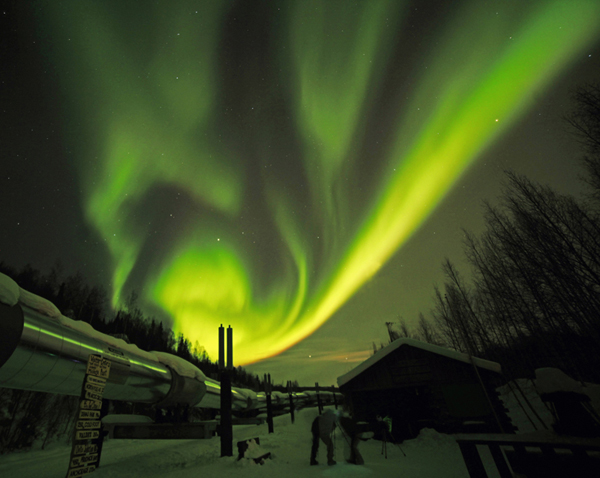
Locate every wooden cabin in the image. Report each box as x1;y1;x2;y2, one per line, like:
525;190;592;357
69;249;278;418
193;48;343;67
337;338;514;439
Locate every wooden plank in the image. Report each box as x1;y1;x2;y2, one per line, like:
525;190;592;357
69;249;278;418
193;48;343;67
457;441;488;478
488;444;513;478
453;434;600;450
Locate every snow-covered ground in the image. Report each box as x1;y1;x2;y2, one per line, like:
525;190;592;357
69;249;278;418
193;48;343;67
3;376;600;478
1;407;473;478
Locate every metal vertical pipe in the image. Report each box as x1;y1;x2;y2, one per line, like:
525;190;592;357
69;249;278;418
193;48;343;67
220;371;232;456
219;324;232;456
218;324;224;370
226;326;233;370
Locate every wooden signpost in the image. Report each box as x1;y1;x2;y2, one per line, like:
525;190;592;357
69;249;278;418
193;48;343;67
315;382;323;415
66;354;111;478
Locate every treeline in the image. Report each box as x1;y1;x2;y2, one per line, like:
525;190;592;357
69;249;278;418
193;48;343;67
394;83;600;384
0;261;263;452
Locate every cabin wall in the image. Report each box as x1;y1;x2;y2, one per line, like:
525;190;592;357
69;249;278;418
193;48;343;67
340;346;513;438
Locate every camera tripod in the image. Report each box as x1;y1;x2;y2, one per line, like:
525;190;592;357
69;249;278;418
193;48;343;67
381;428;406;458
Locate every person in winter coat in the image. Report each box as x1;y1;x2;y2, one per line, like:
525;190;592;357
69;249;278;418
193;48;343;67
310;409;337;466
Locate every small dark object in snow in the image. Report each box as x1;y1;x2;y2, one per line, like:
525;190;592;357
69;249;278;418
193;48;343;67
236;437;260;460
253;452;271;465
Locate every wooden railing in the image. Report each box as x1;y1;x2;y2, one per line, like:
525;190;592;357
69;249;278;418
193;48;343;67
455;433;600;478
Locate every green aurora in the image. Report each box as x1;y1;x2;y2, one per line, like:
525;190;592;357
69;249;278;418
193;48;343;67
40;0;600;364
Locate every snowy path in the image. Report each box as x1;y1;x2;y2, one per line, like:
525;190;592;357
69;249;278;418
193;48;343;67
0;408;472;477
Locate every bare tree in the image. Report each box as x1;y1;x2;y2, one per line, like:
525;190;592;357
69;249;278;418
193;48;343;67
565;83;600;199
415;312;442;346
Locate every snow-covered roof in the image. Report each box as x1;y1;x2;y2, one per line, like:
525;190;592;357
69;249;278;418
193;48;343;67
337;337;502;387
535;367;585;395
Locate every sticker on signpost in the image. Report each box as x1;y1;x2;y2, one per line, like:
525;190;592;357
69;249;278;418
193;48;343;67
66;464;96;478
80;399;102;410
84;382;105;395
74;443;98;456
71;453;98;468
75;430;100;440
79;410;100;420
86;355;110;379
76;420;101;430
84;390;103;402
86;375;106;386
86;365;109;379
87;355;102;366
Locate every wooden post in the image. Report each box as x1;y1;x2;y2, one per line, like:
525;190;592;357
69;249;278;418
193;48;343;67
332;386;338;410
95;399;110;467
65;354;111;478
315;382;323;415
457;441;487;478
265;374;274;434
287;381;295;424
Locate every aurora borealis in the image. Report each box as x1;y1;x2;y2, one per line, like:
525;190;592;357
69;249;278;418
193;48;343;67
2;0;600;382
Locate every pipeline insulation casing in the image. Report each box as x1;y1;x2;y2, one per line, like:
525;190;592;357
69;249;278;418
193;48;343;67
0;302;328;411
0;302;189;405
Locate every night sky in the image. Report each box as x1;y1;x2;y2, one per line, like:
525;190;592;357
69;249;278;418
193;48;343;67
2;1;600;386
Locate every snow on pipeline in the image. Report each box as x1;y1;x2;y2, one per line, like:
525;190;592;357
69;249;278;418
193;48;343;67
0;407;476;478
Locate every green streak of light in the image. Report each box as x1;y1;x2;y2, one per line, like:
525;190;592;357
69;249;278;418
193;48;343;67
288;0;405;224
152;241;307;363
43;1;600;365
44;2;240;306
304;0;600;332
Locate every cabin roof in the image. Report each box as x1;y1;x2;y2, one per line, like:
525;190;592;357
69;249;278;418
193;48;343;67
337;337;501;387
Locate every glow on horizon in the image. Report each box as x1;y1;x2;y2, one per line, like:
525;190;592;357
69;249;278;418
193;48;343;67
43;0;600;364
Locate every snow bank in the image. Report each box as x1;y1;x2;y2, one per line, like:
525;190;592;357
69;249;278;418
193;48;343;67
152;352;207;381
535;368;585;395
0;407;472;478
18;287;61;318
55;314;161;364
0;272;19;306
271;391;286;404
235;388;258;403
497;379;554;433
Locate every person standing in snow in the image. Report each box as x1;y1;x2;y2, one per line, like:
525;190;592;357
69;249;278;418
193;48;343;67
310;409;337;466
